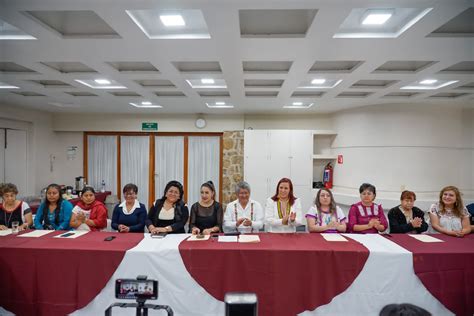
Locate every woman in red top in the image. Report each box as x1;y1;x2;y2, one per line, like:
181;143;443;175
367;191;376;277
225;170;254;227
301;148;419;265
69;186;107;231
348;183;388;233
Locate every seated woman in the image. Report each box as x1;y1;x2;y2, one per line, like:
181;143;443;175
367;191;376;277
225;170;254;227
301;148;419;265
69;186;107;231
111;183;147;233
147;180;189;234
189;181;223;235
223;181;264;233
428;186;470;237
264;178;303;233
34;184;73;230
306;188;346;233
348;183;388;234
0;183;33;231
388;190;428;234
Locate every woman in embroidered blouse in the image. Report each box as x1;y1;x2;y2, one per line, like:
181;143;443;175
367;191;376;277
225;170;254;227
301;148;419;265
388;190;428;234
428;186;470;237
34;183;73;230
223;181;264;233
0;183;33;230
69;186;108;231
306;188;346;233
264;178;303;233
348;183;388;234
189;181;223;235
111;183;147;233
147;180;189;234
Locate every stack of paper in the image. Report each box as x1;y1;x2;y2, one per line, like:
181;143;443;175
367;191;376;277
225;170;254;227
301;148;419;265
0;229;13;236
187;235;211;241
238;235;260;243
218;236;238;242
18;230;54;238
409;235;444;243
321;233;348;242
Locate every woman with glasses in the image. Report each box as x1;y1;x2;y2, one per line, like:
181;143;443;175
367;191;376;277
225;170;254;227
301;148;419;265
111;183;147;233
146;180;189;234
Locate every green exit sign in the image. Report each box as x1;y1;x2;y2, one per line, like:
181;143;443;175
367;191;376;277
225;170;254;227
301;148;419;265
142;122;158;131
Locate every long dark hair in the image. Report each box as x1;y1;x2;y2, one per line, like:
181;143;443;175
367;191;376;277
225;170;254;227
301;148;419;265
45;184;63;208
161;180;184;204
271;178;296;206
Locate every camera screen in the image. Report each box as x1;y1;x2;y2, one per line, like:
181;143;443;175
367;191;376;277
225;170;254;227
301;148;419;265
115;279;158;300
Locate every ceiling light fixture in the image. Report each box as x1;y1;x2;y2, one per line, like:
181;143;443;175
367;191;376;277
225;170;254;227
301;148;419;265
311;79;326;85
94;79;111;85
215;101;226;105
292;102;303;106
284;103;314;109
201;78;215;84
160;15;185;27
0;83;19;89
141;101;152;105
362;9;393;25
420;79;437;84
206;102;234;108
130;102;162;108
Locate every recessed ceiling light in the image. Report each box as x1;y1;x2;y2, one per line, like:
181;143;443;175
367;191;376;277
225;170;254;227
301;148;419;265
284;103;314;109
0;83;19;89
201;78;215;84
206;102;233;108
141;101;152;105
94;79;111;85
160;15;185;27
420;79;437;84
311;79;326;85
362;10;393;25
215;101;226;105
130;102;162;108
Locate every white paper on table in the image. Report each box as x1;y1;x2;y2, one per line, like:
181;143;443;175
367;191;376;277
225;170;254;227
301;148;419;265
238;235;260;243
187;235;211;241
0;229;13;236
321;233;348;242
408;234;444;243
53;231;89;239
218;236;238;242
18;230;55;238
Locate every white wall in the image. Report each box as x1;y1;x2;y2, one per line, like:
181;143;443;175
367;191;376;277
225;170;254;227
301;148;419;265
330;103;474;210
0;104;55;195
52;113;245;132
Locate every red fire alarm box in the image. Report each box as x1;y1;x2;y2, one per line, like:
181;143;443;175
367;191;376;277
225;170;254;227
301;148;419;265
337;155;343;164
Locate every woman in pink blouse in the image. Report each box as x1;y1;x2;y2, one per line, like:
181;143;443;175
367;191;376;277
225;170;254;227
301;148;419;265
348;183;388;233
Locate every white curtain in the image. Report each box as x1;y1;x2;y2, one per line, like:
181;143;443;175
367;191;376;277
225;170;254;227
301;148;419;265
187;136;220;206
120;136;149;204
87;136;117;194
154;136;184;201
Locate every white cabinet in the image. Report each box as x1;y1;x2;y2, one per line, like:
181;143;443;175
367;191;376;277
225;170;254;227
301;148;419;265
244;130;313;211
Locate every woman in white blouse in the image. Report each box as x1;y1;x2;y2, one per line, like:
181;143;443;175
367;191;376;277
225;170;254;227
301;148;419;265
265;178;303;233
429;185;470;237
223;181;264;233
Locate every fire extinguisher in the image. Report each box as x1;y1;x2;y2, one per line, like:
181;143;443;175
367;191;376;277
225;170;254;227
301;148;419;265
323;162;333;189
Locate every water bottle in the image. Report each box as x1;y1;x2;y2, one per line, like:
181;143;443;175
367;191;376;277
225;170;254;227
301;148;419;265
101;180;106;193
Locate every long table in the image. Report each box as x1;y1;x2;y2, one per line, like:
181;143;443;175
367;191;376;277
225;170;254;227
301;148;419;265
1;232;473;316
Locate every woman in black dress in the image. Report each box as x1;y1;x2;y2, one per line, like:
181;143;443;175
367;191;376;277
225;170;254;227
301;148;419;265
189;181;223;235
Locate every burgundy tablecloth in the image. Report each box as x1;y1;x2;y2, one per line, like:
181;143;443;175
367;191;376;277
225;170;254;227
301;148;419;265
389;234;474;316
0;230;143;316
179;233;369;316
29;191;111;214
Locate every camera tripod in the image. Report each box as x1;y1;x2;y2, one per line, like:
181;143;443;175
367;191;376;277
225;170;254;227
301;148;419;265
105;297;173;316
